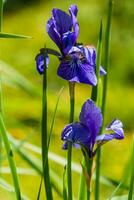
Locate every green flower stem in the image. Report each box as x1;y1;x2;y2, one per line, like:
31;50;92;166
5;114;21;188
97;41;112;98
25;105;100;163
0;114;21;200
91;21;102;102
67;82;75;200
0;0;3;31
86;158;93;200
41;66;53;200
95;1;114;200
78;159;86;200
128;136;134;200
101;0;114;119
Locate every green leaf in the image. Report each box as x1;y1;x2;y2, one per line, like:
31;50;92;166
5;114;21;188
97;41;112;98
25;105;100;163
109;195;128;200
0;32;31;39
63;166;67;200
0;60;38;96
0;0;3;31
128;136;134;200
0;178;28;200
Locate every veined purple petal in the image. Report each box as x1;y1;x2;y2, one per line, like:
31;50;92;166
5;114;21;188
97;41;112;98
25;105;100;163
61;122;91;149
83;46;96;66
62;31;77;54
96;119;124;142
77;63;97;86
106;119;124;139
35;53;49;74
79;99;103;146
46;18;61;49
52;8;72;34
69;5;79;42
57;55;97;85
82;46;106;76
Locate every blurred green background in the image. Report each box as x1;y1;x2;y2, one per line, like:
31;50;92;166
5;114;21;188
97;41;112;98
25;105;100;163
0;0;134;199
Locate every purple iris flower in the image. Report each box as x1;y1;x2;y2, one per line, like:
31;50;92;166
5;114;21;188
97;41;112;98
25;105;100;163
46;5;79;55
61;99;124;157
35;5;106;86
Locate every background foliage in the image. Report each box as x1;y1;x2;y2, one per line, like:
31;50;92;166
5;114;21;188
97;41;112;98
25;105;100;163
0;0;133;199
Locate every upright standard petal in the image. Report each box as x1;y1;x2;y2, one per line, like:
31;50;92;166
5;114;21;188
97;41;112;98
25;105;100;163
79;99;103;146
52;8;72;34
62;31;78;54
35;53;49;74
61;122;91;150
69;5;79;41
46;18;61;49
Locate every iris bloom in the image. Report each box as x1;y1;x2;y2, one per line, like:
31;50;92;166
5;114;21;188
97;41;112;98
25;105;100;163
35;5;106;85
61;99;124;157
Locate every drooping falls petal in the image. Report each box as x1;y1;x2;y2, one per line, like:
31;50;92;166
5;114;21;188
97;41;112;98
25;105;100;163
61;122;91;150
79;99;103;147
82;46;106;76
96;119;124;142
57;53;97;85
35;53;49;74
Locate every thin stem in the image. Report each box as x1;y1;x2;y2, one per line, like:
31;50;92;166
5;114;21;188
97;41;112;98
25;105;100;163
95;148;101;200
101;0;114;118
91;21;102;102
86;158;93;200
0;0;3;32
67;82;75;200
41;67;53;200
0;114;21;200
95;1;114;200
128;136;134;200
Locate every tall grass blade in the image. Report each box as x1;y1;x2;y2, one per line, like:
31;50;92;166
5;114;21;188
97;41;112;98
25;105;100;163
67;82;75;200
128;136;134;200
41;66;53;200
95;1;114;200
63;166;67;200
36;87;64;200
0;115;21;200
47;86;64;149
0;60;38;95
0;32;31;39
10;138;63;197
91;21;102;102
0;178;28;200
0;0;3;31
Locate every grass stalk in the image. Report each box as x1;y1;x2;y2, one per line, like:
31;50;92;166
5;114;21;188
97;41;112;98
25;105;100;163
95;1;114;200
41;66;53;200
67;82;75;200
128;136;134;200
0;114;21;200
0;0;3;32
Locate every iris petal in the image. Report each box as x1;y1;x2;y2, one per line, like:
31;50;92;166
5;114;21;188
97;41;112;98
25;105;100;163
69;5;79;41
52;8;72;34
35;53;49;74
57;56;97;85
62;31;77;54
79;99;103;146
46;18;61;49
61;122;91;149
96;119;124;142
